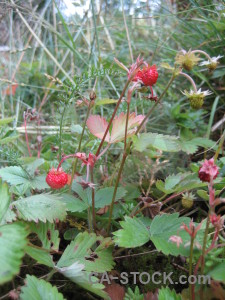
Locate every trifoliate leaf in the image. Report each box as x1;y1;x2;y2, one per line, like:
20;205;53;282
57;232;114;272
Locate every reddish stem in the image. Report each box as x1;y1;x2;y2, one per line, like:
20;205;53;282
57;154;79;171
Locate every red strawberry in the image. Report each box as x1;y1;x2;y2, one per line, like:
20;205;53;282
132;65;158;86
46;168;68;189
139;65;158;86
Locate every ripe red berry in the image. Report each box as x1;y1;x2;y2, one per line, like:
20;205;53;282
133;65;158;86
46;168;68;189
198;158;219;183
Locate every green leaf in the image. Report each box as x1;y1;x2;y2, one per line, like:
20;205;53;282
197;190;209;200
179;140;198;154
0;134;20;145
165;174;183;190
61;193;88;212
57;232;115;272
0;166;30;186
0;208;17;225
20;275;65;300
0;117;15;126
158;287;181;300
56;232;112;299
0;166;49;190
25;245;54;268
208;262;225;282
0;180;10;223
113;216;150;248
23;158;45;176
95;187;127;208
13;194;67;223
149;213;193;256
133;132;180;152
0;223;28;285
95;98;118;106
56;262;108;299
124;286;144;300
71;124;83;134
29;221;60;251
31;175;50;190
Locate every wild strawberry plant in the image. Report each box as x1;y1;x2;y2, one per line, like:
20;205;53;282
0;49;224;300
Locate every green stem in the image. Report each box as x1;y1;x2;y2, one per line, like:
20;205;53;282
87;207;93;233
46;269;56;281
69;105;91;190
214;129;225;162
189;236;195;300
107;151;128;235
136;74;176;134
59;104;67;161
106;89;133;234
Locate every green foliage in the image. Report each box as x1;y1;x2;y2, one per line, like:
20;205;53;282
0;223;28;285
208;262;225;282
20;275;65;300
158;287;181;300
124;286;144;300
0;180;10;223
25;245;54;268
113;213;203;256
133;133;215;154
56;232;113;299
156;172;207;194
29;221;60;250
113;216;150;248
57;232;115;272
62;183;127;212
13;194;67;223
0;166;49;190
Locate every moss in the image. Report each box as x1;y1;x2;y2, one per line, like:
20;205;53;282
117;247;189;293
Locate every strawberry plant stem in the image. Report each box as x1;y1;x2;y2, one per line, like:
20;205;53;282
69;104;91;190
59;104;67;161
107;75;176;234
107;151;128;235
136;74;176;134
189;236;195;300
90;166;97;231
124;102;130;150
179;72;197;92
200;213;210;300
95;61;143;157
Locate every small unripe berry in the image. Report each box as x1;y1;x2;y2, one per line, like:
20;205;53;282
181;192;195;209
